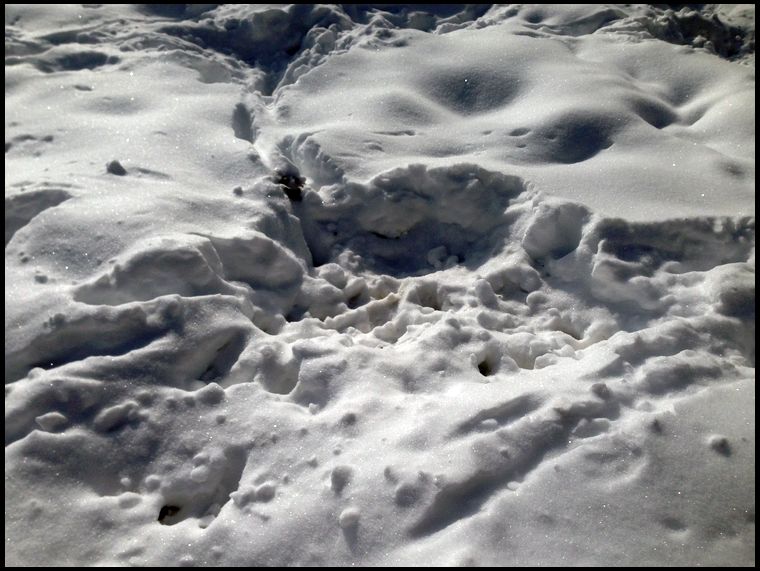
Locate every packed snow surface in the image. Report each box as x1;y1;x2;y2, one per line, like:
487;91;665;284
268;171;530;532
5;4;755;567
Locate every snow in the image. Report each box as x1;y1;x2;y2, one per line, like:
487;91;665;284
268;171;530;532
4;3;755;567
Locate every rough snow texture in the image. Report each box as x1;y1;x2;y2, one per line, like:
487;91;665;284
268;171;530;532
5;4;755;567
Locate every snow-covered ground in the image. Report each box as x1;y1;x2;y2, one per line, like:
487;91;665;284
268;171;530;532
5;4;755;566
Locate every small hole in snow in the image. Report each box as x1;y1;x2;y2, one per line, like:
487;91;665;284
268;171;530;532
478;360;493;376
158;505;181;525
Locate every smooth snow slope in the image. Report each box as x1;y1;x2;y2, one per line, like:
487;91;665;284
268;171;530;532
5;4;755;567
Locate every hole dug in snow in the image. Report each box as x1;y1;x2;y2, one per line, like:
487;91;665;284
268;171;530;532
299;164;527;277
